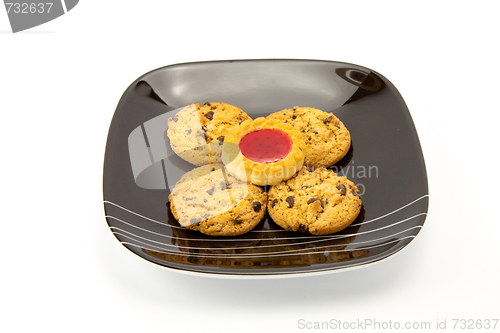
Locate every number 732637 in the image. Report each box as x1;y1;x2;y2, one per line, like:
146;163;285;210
452;319;499;330
5;3;53;14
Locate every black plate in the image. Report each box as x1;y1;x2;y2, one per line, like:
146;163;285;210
103;59;428;277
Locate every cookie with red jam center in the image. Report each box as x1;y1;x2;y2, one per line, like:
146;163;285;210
239;129;293;163
222;118;306;186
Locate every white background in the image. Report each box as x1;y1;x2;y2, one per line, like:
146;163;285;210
1;1;499;332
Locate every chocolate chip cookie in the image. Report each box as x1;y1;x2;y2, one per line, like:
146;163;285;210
166;102;251;166
168;164;267;236
266;106;351;167
268;166;362;235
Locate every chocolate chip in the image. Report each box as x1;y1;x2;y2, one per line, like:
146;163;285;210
336;184;346;196
323;115;333;124
195;131;206;140
252;201;262;212
298;224;308;233
286;196;295;208
220;181;230;190
307;198;321;204
211;106;217;110
271;199;278;208
206;188;214;195
234;217;243;224
190;218;202;225
311;130;319;134
204;102;211;106
185;196;195;201
205;111;214;120
186;129;192;135
307;198;324;208
171;115;179;122
292;115;297;119
217;136;225;145
352;189;361;197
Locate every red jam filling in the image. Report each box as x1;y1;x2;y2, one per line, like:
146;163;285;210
239;129;292;163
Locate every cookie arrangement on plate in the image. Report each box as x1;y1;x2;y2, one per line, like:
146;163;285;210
166;102;362;236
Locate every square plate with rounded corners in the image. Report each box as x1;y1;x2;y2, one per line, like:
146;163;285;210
103;59;428;277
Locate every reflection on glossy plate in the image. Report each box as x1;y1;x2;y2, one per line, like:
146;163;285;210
103;59;429;277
